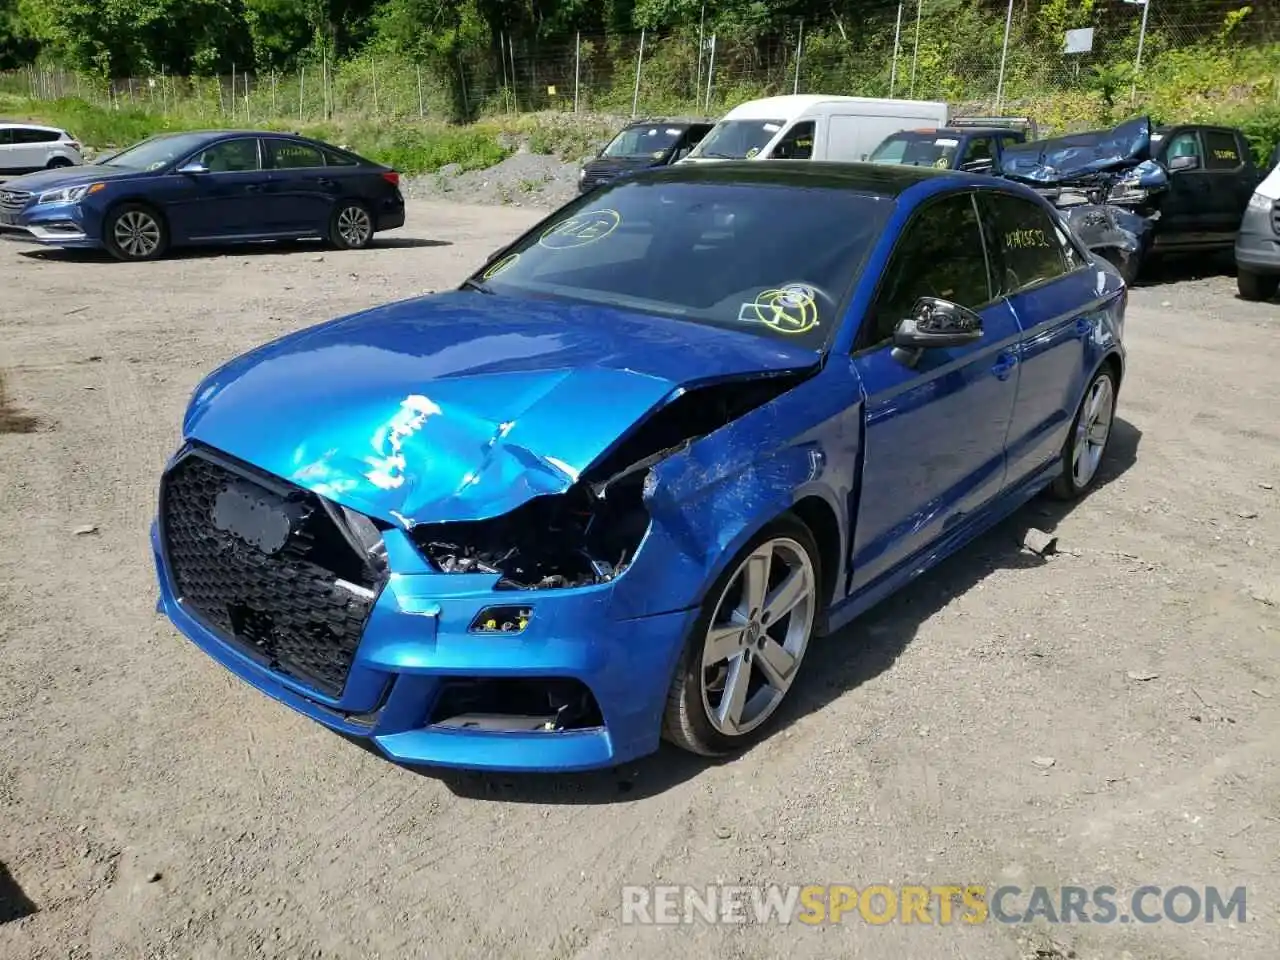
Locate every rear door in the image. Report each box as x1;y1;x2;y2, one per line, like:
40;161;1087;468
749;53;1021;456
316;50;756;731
1200;127;1256;233
979;190;1097;485
9;127;55;171
262;138;341;235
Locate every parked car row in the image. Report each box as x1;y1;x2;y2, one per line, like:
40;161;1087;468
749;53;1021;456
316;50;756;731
577;96;1278;299
0;129;405;260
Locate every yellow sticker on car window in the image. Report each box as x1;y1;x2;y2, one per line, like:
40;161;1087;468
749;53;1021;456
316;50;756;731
1213;149;1237;161
539;209;621;249
934;157;949;169
746;147;760;159
736;284;820;335
482;253;520;279
1005;228;1052;249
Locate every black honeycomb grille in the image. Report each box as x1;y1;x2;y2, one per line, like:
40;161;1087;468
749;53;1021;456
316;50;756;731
159;449;386;700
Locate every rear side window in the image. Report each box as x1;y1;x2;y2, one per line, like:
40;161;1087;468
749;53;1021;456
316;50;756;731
14;128;60;144
269;140;325;169
1203;131;1243;170
984;193;1075;294
0;129;12;145
320;146;358;167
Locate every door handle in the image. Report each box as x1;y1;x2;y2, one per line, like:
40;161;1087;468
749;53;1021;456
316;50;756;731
1075;317;1092;336
245;183;263;192
992;352;1018;380
318;178;338;189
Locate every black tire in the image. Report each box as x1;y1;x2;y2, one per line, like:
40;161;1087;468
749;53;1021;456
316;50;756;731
328;200;375;250
103;202;169;262
46;156;73;169
661;513;822;757
1237;269;1279;302
1050;365;1119;501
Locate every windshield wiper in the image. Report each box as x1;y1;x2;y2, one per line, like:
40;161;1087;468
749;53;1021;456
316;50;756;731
460;277;494;295
697;151;739;159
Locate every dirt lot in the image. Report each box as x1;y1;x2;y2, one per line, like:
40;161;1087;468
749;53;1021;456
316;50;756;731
1;202;1278;960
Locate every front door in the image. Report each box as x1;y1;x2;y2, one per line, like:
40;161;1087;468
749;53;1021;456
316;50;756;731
1154;128;1216;250
849;190;1022;591
165;137;273;242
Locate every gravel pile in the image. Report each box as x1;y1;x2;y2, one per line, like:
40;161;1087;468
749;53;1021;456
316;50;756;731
403;145;586;210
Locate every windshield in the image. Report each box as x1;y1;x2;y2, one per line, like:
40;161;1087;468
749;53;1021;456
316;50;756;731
96;133;213;170
466;177;893;350
689;119;785;159
869;133;959;168
602;125;684;158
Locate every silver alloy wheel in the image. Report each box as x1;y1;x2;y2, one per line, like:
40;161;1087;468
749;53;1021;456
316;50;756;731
700;537;817;737
113;210;161;259
337;205;372;247
1072;374;1115;488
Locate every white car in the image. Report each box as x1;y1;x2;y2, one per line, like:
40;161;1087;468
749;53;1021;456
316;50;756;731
0;124;84;175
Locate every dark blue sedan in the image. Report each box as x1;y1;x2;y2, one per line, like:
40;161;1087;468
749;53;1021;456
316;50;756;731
0;130;405;260
151;162;1127;772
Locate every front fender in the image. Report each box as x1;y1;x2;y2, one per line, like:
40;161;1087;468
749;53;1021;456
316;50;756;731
608;373;862;621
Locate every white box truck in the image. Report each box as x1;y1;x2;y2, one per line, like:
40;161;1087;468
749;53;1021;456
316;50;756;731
679;94;950;165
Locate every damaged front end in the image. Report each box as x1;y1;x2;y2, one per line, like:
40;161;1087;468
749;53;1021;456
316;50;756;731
406;369;814;590
998;116;1169;275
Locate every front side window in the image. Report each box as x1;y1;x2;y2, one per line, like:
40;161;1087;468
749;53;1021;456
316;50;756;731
771;121;815;160
1163;131;1203;168
984;193;1073;294
194;139;262;173
468;178;894;350
601;125;684;159
862;192;991;349
690;119;787;160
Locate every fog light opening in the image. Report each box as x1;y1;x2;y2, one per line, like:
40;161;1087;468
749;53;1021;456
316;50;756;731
469;606;532;633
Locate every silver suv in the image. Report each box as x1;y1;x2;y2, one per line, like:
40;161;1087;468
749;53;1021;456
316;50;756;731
0;124;84;174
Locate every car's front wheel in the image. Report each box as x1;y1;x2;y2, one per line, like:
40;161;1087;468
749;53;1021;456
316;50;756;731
329;201;374;250
1237;269;1279;302
662;514;821;756
104;203;169;262
1050;365;1118;500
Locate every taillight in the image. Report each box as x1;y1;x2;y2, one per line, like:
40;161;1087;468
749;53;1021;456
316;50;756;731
67;140;81;150
382;171;400;187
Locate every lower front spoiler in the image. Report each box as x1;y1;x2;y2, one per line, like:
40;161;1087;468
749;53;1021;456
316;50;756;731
0;222;95;246
150;522;696;773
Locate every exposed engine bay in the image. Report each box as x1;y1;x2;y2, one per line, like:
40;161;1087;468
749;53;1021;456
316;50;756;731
410;368;814;589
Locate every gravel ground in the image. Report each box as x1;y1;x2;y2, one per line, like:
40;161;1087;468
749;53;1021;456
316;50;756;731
1;205;1278;960
404;146;586;210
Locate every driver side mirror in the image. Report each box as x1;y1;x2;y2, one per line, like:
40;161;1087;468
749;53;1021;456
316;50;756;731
177;161;209;175
893;297;984;352
1168;154;1200;172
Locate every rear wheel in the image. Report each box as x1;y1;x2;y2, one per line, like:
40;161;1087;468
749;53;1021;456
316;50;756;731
46;156;73;169
1050;366;1118;500
328;201;374;250
104;203;168;262
661;514;821;756
1237;269;1279;302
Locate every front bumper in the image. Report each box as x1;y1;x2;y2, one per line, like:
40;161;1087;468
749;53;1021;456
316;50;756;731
1235;203;1280;274
0;201;96;247
151;514;697;772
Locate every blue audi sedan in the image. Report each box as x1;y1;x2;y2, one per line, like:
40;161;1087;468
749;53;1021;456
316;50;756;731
151;162;1126;772
0;129;404;260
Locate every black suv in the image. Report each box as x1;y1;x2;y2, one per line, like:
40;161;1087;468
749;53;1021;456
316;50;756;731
578;119;714;194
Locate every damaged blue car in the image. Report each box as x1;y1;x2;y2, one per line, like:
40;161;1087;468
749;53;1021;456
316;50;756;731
152;162;1127;772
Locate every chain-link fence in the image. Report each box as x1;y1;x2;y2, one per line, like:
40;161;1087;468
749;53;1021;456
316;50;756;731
2;3;1276;128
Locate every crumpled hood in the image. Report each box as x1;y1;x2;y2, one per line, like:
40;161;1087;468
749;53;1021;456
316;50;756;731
998;115;1153;184
183;291;818;525
1;165;148;193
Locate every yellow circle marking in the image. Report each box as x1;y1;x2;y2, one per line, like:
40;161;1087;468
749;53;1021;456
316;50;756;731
481;252;520;279
539;208;621;249
934;156;949;169
751;285;820;335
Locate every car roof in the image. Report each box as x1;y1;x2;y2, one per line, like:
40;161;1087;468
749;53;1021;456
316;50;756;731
623;118;714;128
723;94;948;120
625;159;986;197
0;122;64;133
891;126;1017;138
